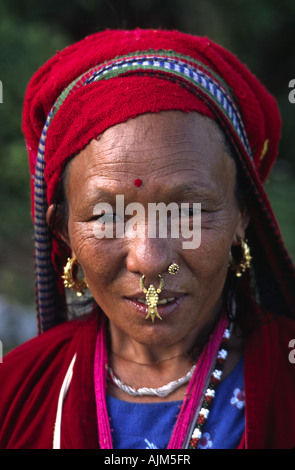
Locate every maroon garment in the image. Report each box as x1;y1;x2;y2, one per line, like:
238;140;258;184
1;310;295;449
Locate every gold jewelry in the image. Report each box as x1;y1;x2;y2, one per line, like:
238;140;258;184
229;238;252;278
168;263;179;275
62;257;89;296
140;275;164;323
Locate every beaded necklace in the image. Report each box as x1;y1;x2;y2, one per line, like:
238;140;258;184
188;322;232;448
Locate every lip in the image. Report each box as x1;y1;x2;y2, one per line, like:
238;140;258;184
124;292;187;319
126;289;186;300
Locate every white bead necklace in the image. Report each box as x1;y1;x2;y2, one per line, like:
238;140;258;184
107;363;196;397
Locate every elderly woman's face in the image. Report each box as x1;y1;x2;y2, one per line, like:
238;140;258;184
62;111;248;347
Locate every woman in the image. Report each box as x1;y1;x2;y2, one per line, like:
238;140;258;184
1;29;295;449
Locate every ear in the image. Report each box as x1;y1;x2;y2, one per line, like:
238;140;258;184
232;204;250;246
46;204;72;250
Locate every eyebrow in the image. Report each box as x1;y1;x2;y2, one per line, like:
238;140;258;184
90;181;210;196
95;181;212;200
76;188;117;212
76;177;216;213
162;181;216;199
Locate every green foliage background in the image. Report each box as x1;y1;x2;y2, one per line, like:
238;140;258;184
0;0;294;308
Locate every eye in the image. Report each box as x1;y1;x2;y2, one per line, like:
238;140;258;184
92;211;125;239
94;212;124;224
180;206;201;217
101;213;116;223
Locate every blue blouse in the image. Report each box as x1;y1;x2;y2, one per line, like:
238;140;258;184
106;356;245;449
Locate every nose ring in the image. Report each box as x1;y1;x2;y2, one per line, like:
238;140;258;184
168;263;179;275
140;275;164;323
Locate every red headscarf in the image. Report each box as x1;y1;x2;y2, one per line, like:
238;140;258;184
22;29;295;332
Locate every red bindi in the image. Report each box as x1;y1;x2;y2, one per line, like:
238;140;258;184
134;178;143;187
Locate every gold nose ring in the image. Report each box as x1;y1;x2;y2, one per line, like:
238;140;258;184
140;275;164;323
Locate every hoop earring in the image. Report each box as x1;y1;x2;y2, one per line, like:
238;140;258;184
229;238;252;278
62;257;89;296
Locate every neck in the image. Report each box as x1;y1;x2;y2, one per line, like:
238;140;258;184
105;311;237;404
107;318;214;367
105;305;223;390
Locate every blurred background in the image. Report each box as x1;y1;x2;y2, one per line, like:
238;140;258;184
0;0;295;352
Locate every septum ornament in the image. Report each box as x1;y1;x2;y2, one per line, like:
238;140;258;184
140;275;164;323
140;263;180;323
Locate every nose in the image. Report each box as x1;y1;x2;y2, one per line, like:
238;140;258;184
126;234;173;280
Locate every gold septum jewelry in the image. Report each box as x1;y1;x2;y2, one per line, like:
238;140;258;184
140;275;164;323
229;238;252;278
168;263;179;275
62;257;89;296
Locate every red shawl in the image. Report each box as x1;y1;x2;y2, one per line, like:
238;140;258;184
1;309;295;449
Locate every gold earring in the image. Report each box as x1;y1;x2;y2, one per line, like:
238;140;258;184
62;257;89;296
140;275;164;323
168;263;179;275
229;238;252;278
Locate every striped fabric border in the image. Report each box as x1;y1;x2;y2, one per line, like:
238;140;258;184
84;54;251;157
34;110;61;332
34;51;252;332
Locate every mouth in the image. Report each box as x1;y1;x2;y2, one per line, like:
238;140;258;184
135;297;176;305
124;291;187;319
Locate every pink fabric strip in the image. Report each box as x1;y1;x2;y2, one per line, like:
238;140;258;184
94;314;113;449
167;312;228;449
94;311;228;449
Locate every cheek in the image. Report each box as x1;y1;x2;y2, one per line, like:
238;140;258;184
69;222;120;282
187;228;232;282
196;203;240;271
69;222;94;258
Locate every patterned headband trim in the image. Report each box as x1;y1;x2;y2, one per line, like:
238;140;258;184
34;51;253;332
48;51;252;157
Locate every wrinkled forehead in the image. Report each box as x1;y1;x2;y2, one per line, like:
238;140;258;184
96;110;228;149
67;111;231;171
64;111;237;205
